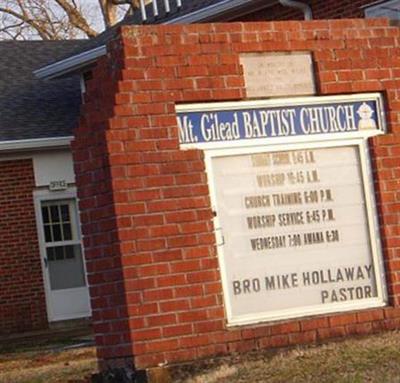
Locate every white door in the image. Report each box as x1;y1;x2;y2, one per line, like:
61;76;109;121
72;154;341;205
36;196;91;322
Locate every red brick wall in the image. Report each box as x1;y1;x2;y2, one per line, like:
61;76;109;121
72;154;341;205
235;0;373;22
0;159;48;335
73;19;400;370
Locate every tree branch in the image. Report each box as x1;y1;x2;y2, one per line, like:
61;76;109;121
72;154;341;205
53;0;98;38
0;6;52;39
98;0;117;28
0;0;130;40
112;0;140;10
112;0;135;5
0;20;24;39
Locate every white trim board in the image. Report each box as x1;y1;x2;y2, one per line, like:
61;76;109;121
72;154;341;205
0;137;72;152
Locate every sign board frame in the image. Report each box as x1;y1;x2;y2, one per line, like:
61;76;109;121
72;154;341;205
176;93;388;326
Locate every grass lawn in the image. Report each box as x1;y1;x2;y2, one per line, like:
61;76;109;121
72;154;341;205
172;330;400;383
3;331;400;382
0;339;97;383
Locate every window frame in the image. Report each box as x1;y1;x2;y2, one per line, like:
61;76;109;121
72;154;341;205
41;199;80;245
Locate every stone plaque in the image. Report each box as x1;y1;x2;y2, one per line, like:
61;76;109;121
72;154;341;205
240;52;315;99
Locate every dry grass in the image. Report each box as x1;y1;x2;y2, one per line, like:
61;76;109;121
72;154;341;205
172;330;400;383
4;331;400;382
0;346;97;383
182;365;238;383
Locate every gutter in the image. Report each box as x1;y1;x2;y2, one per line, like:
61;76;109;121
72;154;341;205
360;0;388;8
0;136;73;152
34;45;107;80
35;0;274;80
278;0;312;20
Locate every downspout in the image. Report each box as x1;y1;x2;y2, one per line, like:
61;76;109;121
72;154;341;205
278;0;313;20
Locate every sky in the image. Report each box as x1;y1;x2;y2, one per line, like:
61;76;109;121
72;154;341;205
85;0;130;32
0;0;131;40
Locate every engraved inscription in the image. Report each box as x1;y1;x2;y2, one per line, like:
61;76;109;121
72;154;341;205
240;52;316;98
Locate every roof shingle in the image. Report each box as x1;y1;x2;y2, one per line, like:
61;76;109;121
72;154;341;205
0;40;86;142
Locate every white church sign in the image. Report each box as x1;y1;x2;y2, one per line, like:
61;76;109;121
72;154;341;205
176;93;387;325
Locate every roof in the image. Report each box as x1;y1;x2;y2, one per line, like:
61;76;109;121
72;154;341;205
2;0;276;147
0;40;86;144
35;0;277;79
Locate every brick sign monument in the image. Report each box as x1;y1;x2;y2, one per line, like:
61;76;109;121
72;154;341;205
73;19;400;379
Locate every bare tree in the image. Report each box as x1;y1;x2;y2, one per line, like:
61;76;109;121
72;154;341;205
0;0;139;40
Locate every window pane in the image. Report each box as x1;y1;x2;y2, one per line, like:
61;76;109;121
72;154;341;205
63;224;72;241
46;247;55;261
65;245;75;259
52;224;62;242
54;246;64;260
44;225;52;243
50;205;60;222
42;207;50;224
60;205;70;222
48;245;86;290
